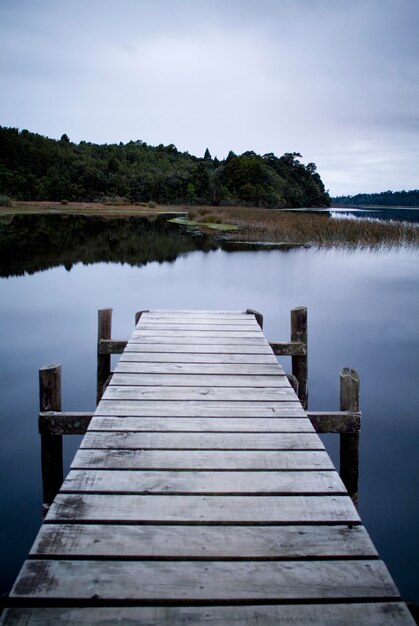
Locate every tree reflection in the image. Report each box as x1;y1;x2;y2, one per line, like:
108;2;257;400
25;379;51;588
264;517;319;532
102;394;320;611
0;214;216;277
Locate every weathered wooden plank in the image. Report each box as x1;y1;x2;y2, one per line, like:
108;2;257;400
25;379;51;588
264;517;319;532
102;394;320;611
124;343;273;353
309;411;361;434
98;339;127;355
30;523;377;559
1;603;415;626
80;431;323;450
61;469;344;495
270;341;307;356
71;449;332;470
94;400;305;417
102;385;296;401
115;361;284;375
10;559;398;601
139;319;260;327
137;323;260;331
132;330;263;338
88;415;312;431
39;412;93;435
109;373;289;388
119;351;279;364
129;336;269;345
46;494;360;524
146;309;248;315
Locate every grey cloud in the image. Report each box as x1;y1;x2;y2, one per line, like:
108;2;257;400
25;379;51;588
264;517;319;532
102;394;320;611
0;0;418;195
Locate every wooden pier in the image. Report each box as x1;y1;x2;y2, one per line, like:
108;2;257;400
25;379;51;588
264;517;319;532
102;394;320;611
1;309;415;625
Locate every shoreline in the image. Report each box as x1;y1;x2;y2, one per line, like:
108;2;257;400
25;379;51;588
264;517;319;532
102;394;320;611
1;201;418;248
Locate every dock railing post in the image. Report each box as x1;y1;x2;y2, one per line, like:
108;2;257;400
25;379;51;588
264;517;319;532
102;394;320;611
291;306;308;409
246;308;263;330
39;364;63;514
135;310;148;326
97;308;112;405
340;367;360;506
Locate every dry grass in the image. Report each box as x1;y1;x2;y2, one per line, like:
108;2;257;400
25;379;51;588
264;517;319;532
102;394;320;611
180;205;419;248
1;201;187;219
2;201;418;247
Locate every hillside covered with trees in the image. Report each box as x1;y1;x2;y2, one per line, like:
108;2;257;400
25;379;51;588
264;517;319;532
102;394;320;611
333;190;419;207
0;126;329;208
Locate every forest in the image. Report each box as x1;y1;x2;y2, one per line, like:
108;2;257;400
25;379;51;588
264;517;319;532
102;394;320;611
333;189;419;207
0;126;329;208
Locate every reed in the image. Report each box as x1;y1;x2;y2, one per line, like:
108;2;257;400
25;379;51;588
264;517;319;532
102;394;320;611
189;206;419;247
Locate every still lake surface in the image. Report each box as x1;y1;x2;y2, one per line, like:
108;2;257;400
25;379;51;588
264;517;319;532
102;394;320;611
0;214;418;603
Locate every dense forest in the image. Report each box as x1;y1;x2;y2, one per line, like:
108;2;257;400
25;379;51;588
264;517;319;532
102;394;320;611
333;190;419;207
0;126;329;208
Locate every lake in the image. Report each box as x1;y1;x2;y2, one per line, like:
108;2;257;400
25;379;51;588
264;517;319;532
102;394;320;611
0;214;418;604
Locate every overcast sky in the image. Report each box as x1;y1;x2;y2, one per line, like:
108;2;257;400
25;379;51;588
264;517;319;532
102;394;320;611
0;0;418;196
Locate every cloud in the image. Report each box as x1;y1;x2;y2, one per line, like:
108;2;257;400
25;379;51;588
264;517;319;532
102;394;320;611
1;0;418;195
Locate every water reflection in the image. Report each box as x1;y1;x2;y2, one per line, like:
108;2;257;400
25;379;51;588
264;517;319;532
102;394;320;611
330;207;419;223
0;218;418;606
0;214;217;277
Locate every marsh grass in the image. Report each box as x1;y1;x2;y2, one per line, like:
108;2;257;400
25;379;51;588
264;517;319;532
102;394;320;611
182;206;419;248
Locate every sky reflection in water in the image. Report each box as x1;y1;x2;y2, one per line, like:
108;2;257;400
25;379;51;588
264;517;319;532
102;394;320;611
0;217;418;603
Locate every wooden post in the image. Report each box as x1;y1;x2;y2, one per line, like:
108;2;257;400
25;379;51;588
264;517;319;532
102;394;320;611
135;310;148;326
97;308;112;405
340;367;360;506
246;308;263;330
291;307;308;409
40;364;63;513
286;374;299;396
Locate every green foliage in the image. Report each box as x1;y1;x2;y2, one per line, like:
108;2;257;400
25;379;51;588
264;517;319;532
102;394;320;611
333;190;419;207
0;126;330;208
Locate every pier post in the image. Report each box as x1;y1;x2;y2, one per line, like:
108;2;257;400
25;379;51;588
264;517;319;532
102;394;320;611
97;308;112;404
246;308;263;330
39;364;63;513
291;307;308;409
340;367;360;506
135;310;149;326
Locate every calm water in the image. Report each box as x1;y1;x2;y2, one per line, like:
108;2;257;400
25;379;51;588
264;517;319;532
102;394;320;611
0;215;418;603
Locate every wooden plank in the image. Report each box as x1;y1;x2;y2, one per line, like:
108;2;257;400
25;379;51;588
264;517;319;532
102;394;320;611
128;336;269;345
46;494;360;524
10;559;399;601
80;431;324;450
139;319;260;327
109;373;289;388
309;411;361;434
114;361;284;375
71;449;332;470
132;330;263;338
98;339;127;355
119;351;278;363
39;412;93;435
30;523;378;559
146;309;248;315
270;341;307;356
1;603;415;626
94;400;305;417
61;469;345;495
137;323;260;331
125;343;273;353
88;415;312;431
101;386;296;401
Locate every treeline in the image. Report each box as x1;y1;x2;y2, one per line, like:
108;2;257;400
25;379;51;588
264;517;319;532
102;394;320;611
333;190;419;207
0;126;329;208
